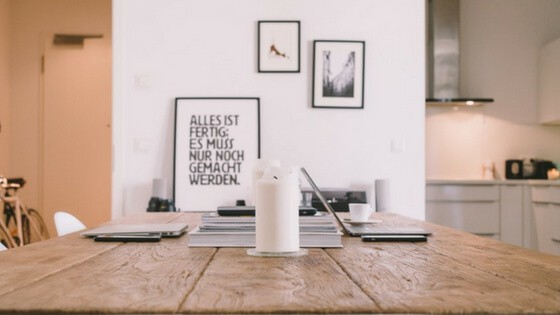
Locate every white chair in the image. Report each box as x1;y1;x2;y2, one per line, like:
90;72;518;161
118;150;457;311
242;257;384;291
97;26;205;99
0;242;7;251
54;211;86;236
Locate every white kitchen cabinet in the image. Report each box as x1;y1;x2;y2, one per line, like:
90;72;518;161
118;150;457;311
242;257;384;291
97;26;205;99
522;186;538;250
500;185;525;247
427;181;559;253
426;183;500;239
426;184;499;201
538;37;560;124
499;184;537;248
531;185;560;255
532;185;560;203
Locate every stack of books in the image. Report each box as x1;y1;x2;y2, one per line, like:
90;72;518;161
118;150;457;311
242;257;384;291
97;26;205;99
188;212;342;248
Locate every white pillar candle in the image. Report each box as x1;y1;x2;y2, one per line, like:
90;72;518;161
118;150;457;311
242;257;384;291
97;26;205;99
255;166;300;253
250;159;281;206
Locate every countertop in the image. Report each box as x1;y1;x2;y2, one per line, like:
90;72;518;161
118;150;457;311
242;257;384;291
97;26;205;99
427;179;560;186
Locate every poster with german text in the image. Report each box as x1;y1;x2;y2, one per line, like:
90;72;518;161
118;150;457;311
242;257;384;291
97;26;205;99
174;98;260;211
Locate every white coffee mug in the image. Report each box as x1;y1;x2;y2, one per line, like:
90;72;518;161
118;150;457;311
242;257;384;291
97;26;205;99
349;203;373;222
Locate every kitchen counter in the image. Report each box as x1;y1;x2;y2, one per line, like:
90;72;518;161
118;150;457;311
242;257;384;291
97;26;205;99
426;179;560;254
427;179;560;186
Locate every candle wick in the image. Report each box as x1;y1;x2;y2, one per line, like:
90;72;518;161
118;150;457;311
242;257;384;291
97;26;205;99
273;176;278;180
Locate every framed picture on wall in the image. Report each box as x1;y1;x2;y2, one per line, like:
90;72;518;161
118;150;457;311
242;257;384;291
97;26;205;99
312;40;365;109
258;21;300;73
174;97;260;211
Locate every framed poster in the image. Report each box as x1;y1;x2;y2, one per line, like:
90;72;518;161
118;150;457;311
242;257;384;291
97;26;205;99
174;98;260;211
312;40;365;109
258;21;300;73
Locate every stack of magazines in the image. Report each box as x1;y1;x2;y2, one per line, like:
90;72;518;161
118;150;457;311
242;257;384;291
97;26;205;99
188;212;342;248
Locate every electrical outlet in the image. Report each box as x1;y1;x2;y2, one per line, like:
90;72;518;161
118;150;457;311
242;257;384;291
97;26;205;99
391;139;407;153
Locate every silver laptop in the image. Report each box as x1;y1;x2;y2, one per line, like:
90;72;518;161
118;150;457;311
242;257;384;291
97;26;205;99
300;167;431;237
81;223;188;238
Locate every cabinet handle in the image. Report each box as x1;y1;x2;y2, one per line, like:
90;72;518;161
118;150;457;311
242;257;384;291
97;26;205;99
531;202;560;207
429;200;497;203
474;233;497;236
552;238;560;243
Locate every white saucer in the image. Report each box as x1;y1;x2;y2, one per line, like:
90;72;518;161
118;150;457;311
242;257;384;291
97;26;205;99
247;248;308;257
343;218;382;225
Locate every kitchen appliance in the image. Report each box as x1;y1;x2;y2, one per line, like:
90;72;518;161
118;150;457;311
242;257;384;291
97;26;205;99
505;160;523;179
534;160;557;179
426;0;494;106
506;159;556;179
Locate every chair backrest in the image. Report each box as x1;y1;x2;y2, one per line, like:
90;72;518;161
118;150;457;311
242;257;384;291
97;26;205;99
0;242;7;251
54;211;86;236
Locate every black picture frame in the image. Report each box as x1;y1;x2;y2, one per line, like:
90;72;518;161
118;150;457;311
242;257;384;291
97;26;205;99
312;40;366;109
173;97;261;211
258;21;300;73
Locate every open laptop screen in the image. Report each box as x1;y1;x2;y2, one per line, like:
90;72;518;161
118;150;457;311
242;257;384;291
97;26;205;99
300;167;352;235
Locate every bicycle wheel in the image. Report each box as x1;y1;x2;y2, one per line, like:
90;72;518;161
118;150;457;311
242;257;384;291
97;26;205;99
22;215;31;244
24;208;50;244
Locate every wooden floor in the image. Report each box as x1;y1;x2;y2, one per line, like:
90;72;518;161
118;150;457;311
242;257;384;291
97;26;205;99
0;211;559;314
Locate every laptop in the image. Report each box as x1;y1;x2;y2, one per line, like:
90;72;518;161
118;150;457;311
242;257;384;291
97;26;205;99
81;223;188;238
300;167;431;237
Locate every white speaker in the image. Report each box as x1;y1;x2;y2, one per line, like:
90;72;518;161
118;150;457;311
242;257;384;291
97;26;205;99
375;179;391;212
152;178;167;199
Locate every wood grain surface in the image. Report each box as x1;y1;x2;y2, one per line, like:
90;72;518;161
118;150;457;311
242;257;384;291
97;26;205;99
181;248;378;313
0;235;119;296
328;240;560;313
0;211;559;314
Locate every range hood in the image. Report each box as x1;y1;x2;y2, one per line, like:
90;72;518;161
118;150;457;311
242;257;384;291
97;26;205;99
426;0;494;106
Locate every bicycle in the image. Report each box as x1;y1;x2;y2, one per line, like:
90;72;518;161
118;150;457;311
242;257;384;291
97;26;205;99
0;176;50;248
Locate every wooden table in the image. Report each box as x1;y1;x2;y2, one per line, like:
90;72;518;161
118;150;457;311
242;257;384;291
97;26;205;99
0;212;559;314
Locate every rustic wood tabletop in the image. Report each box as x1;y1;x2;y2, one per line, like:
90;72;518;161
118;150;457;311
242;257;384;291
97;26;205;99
0;211;559;314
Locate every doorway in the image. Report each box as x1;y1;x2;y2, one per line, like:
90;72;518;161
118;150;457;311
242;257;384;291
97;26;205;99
40;33;111;236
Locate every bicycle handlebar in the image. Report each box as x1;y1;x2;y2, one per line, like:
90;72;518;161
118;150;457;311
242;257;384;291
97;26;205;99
0;176;26;190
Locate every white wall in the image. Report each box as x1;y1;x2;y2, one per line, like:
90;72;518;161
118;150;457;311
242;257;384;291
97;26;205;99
0;0;10;174
113;0;426;219
426;0;560;180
